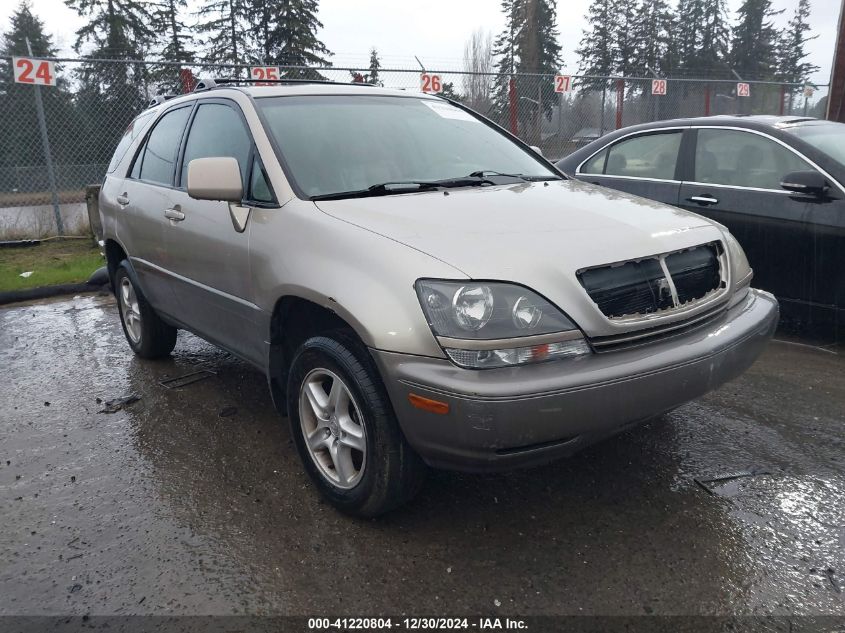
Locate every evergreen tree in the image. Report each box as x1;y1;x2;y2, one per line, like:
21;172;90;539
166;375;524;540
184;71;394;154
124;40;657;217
196;0;253;71
730;0;783;80
577;0;617;90
490;0;519;122
65;0;153;163
264;0;332;78
151;0;195;91
673;0;729;76
635;0;675;76
491;0;561;131
0;1;81;175
778;0;818;84
613;0;640;77
367;48;381;86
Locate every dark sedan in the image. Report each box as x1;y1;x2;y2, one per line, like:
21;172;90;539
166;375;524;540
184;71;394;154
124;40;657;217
557;116;845;335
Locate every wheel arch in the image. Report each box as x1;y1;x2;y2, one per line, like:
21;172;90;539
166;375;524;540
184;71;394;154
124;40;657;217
104;238;128;288
267;294;368;417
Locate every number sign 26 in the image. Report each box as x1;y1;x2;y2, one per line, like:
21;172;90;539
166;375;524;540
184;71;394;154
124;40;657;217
420;73;442;94
12;57;56;86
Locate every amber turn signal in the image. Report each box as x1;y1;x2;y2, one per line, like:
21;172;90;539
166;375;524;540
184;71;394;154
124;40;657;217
408;393;450;415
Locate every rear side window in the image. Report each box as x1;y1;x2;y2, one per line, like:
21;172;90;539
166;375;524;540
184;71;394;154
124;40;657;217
694;129;814;190
136;106;192;186
179;103;252;188
107;111;155;174
580;149;607;174
604;132;682;180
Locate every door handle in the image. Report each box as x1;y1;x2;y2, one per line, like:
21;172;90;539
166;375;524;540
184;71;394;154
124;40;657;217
116;193;130;207
164;207;185;222
686;195;719;206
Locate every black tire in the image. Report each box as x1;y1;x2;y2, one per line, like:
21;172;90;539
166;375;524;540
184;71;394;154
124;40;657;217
114;260;177;359
287;331;426;517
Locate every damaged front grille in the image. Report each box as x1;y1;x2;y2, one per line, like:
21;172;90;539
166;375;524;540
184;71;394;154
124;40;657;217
578;242;725;320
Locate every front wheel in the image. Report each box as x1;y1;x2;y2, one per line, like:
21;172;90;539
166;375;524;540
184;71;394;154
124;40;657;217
287;332;426;516
114;261;177;359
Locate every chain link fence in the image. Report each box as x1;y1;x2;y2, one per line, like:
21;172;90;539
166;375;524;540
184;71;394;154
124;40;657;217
0;56;831;238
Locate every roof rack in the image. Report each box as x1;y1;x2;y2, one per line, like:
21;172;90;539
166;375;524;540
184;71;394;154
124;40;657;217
147;94;179;107
192;77;379;92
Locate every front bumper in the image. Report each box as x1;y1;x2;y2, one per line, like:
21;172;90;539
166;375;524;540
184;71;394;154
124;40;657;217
372;289;778;472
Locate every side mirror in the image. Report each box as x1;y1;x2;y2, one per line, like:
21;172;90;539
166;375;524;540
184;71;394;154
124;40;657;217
780;170;828;198
530;145;543;157
187;157;243;202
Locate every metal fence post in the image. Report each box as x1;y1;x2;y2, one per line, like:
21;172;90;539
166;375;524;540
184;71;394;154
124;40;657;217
615;79;624;130
508;76;518;136
25;38;63;236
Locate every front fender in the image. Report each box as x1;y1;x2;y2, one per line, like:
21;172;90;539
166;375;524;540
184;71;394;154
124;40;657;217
249;200;465;358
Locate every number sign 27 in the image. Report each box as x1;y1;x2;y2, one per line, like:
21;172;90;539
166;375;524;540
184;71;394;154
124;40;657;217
420;73;442;94
12;57;56;86
554;75;572;93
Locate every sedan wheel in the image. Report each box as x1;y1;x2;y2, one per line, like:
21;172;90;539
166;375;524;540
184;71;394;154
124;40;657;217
299;368;367;489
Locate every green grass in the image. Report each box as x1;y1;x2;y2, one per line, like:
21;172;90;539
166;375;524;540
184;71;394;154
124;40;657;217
0;239;104;292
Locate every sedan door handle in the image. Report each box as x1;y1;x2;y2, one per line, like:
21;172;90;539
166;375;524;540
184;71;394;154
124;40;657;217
164;207;185;222
116;194;130;207
687;195;719;206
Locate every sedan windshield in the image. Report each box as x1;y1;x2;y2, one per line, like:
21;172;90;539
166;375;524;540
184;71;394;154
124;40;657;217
256;95;560;199
784;121;845;168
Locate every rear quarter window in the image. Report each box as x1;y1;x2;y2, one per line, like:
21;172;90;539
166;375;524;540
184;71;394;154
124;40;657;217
107;111;155;174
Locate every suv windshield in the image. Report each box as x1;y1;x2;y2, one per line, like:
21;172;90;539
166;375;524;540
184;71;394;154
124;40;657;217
256;95;560;199
784;121;845;168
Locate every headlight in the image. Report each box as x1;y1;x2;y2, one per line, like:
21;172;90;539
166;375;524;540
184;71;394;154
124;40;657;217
415;279;591;368
723;231;753;307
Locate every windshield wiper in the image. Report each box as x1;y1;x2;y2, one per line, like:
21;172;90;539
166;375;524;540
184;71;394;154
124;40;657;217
468;170;562;182
310;176;494;201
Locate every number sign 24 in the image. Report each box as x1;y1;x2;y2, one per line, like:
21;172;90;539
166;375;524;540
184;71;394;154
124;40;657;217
420;73;443;94
13;57;56;86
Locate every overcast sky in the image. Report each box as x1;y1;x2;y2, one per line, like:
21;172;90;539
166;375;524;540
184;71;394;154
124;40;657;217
2;0;840;84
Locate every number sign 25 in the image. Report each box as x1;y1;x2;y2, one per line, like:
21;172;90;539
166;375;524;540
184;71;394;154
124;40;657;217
420;73;442;94
12;57;56;86
250;66;280;85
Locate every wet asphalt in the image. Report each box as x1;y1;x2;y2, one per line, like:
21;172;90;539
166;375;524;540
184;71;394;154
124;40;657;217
0;294;843;617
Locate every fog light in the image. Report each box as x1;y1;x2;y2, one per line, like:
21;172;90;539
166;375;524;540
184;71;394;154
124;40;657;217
445;338;590;369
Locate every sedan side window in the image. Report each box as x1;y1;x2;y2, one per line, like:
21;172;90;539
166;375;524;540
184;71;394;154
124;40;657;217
694;129;815;190
601;132;683;180
180;103;252;188
135;106;192;186
580;149;607;175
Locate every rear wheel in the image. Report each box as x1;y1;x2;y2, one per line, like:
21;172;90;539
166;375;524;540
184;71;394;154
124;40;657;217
114;261;177;359
287;332;426;516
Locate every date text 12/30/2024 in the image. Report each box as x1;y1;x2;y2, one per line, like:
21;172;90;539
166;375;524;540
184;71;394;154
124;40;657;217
308;618;528;630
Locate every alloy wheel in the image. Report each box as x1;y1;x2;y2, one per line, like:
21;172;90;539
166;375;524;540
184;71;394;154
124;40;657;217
299;368;367;489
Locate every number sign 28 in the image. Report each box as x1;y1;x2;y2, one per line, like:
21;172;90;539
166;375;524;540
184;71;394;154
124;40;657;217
13;57;56;86
651;79;667;96
250;66;280;85
420;73;442;94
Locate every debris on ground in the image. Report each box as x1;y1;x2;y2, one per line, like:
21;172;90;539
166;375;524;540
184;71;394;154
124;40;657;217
19;271;33;278
693;468;772;496
159;369;216;390
827;568;841;593
219;406;238;418
98;394;140;413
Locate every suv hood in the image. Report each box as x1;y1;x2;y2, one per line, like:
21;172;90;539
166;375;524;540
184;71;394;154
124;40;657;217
314;179;723;280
